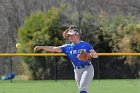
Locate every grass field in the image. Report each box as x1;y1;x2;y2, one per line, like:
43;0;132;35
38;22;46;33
0;79;139;93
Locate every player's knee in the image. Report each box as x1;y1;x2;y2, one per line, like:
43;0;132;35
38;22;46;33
80;91;87;93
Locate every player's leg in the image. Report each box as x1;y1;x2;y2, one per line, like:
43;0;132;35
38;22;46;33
79;65;94;92
74;69;82;89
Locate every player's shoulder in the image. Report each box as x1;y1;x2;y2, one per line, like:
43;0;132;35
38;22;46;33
60;43;71;47
80;41;93;48
80;41;90;45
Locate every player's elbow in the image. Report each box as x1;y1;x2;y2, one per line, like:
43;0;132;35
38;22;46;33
53;47;62;52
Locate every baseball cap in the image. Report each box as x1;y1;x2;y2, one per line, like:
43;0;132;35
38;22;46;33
63;26;79;38
67;30;77;35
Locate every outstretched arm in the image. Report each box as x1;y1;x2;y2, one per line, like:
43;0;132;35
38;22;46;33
34;46;62;53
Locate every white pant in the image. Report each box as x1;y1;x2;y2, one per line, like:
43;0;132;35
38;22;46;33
74;65;94;92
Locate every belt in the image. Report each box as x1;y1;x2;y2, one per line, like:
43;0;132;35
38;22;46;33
74;64;91;69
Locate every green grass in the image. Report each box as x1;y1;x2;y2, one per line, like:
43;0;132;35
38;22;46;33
0;79;139;93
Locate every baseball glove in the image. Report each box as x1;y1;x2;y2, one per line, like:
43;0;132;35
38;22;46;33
77;49;91;61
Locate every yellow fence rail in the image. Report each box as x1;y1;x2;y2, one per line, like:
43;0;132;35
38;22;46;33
0;53;140;56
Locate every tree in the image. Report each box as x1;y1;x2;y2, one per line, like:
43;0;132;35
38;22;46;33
18;7;66;79
96;16;140;78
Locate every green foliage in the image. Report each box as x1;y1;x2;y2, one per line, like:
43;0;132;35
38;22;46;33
96;16;140;54
18;8;62;51
18;7;65;79
95;16;140;78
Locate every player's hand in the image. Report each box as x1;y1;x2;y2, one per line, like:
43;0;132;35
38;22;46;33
89;49;98;58
34;46;43;51
90;52;98;58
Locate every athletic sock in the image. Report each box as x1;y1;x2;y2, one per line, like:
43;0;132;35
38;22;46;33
80;91;87;93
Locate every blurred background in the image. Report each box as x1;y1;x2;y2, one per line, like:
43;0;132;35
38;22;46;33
0;0;140;80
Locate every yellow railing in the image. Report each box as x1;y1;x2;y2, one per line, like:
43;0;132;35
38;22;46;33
0;53;140;56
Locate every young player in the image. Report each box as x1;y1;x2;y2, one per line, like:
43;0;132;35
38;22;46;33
34;26;98;93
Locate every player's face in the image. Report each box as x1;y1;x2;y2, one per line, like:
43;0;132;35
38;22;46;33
68;34;80;43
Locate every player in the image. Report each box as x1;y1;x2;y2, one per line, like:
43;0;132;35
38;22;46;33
34;26;98;93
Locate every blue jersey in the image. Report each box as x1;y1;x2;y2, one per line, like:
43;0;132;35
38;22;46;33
60;41;93;67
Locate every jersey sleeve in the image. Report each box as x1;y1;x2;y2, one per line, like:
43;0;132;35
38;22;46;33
59;44;69;54
86;42;94;52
